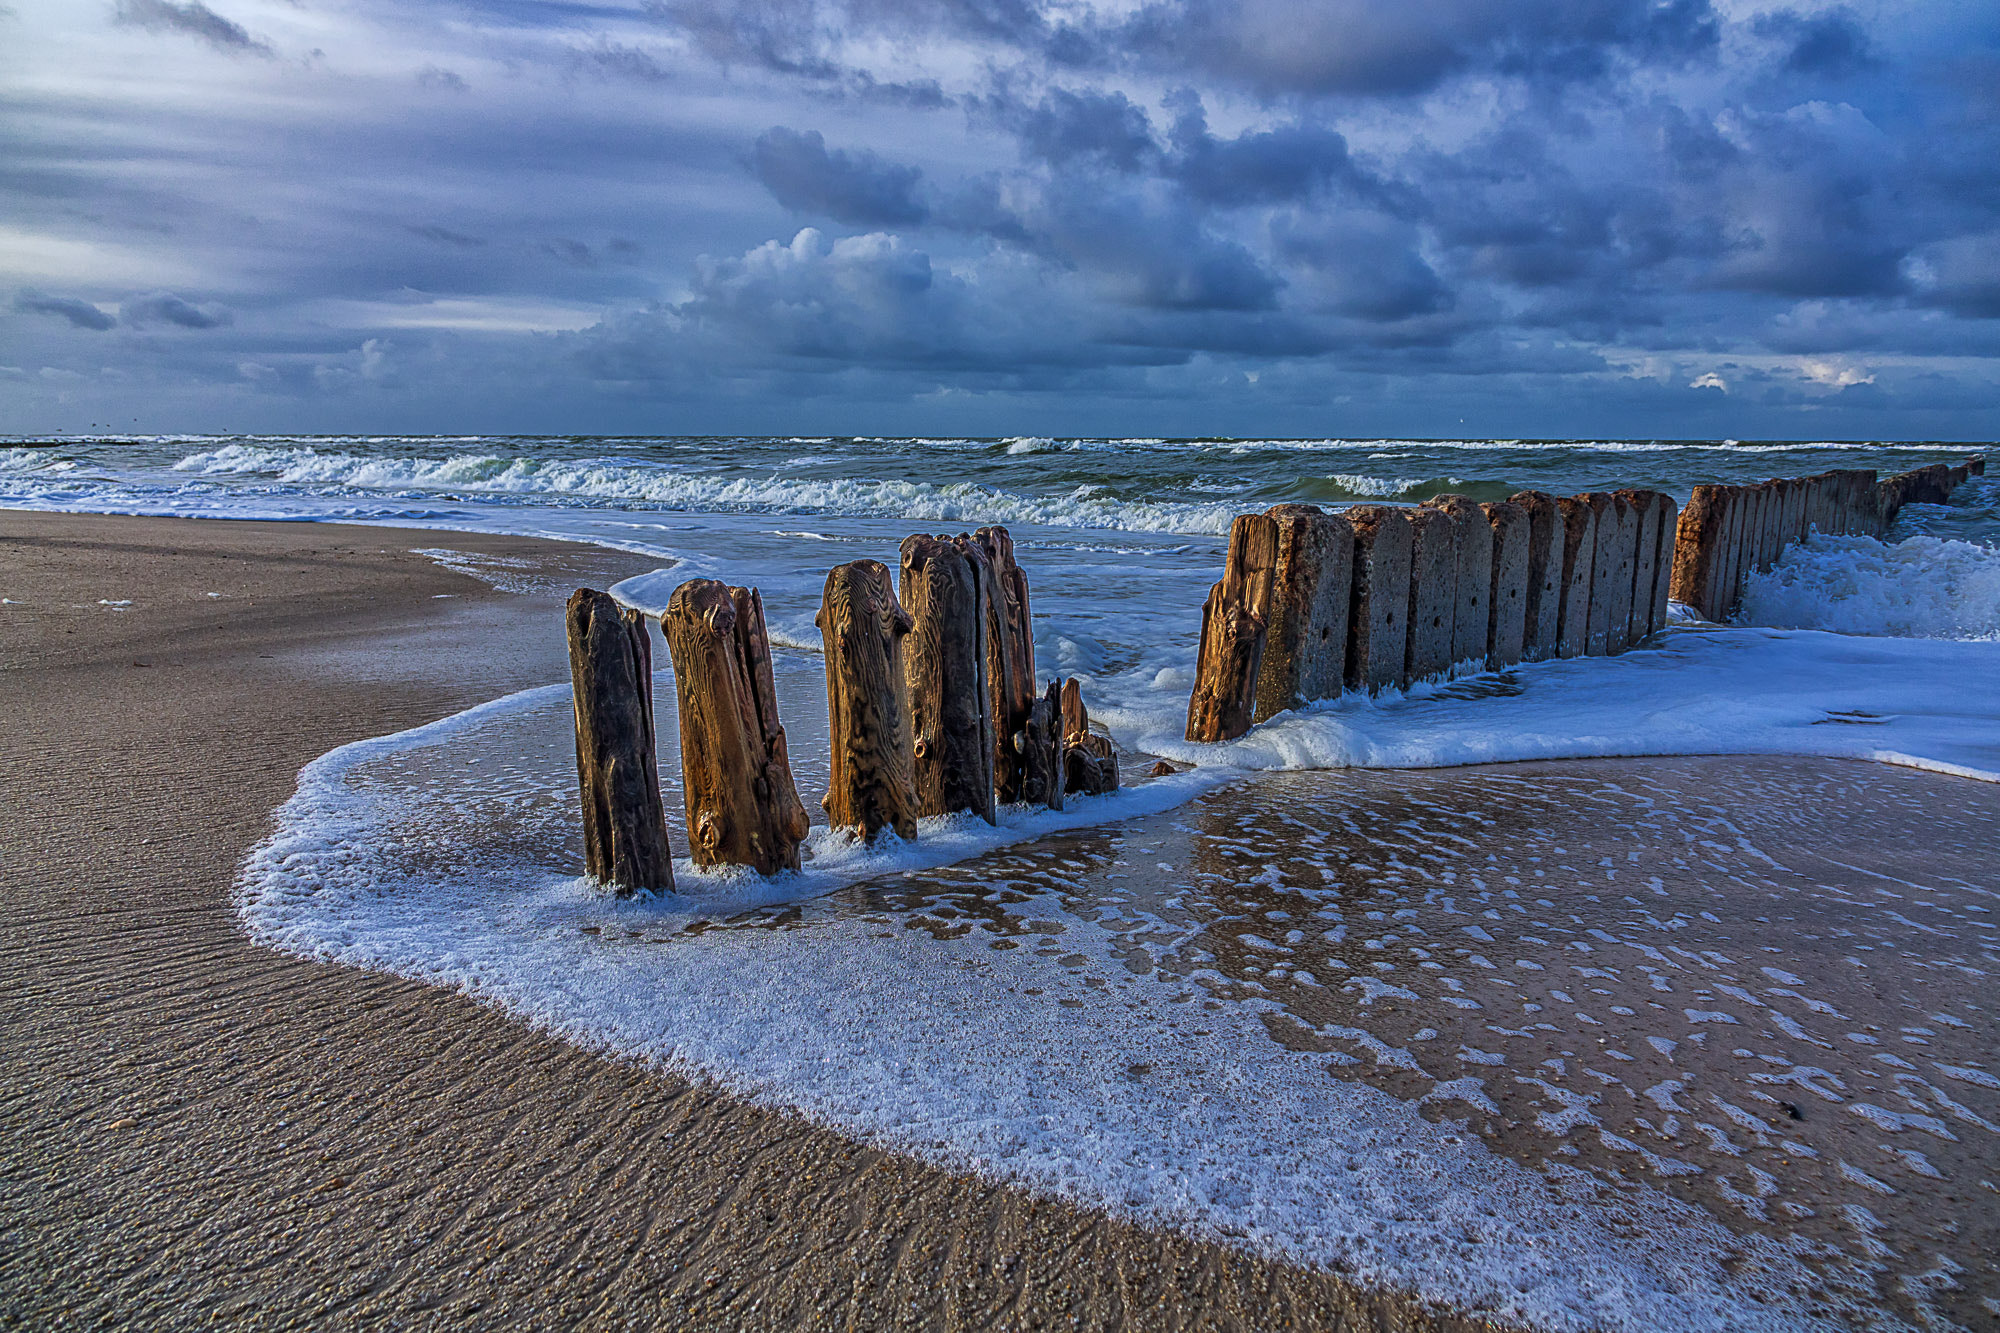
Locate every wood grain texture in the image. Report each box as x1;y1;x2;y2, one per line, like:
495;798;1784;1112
566;588;675;895
661;579;810;875
900;535;996;824
817;560;918;843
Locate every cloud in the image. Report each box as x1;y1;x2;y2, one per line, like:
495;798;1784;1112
122;292;233;328
752;128;928;226
1754;8;1877;78
408;224;486;248
416;65;469;92
15;293;117;330
110;0;271;55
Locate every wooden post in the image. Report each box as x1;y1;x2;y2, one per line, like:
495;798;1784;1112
1580;493;1625;655
1669;485;1724;620
660;580;809;876
1059;678;1118;796
1650;494;1677;634
1615;489;1661;645
566;588;674;895
973;526;1035;805
1017;680;1064;810
900;534;996;824
1343;506;1414;693
1427;496;1493;669
1510;491;1565;661
1405;506;1457;684
818;560;918;843
1482;500;1530;668
1185;513;1279;742
1253;504;1354;721
1553;496;1596;658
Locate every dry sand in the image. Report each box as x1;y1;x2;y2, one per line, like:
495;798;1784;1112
0;512;1493;1332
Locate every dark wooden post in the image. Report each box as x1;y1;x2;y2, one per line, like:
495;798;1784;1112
1669;486;1723;620
975;526;1036;804
1405;506;1457;684
1343;506;1414;693
900;535;995;823
1253;504;1353;721
1553;496;1596;658
1510;491;1564;661
1186;513;1279;742
566;588;675;895
818;560;918;843
1649;494;1677;634
1059;678;1119;796
1481;500;1530;668
1017;680;1065;810
660;579;810;876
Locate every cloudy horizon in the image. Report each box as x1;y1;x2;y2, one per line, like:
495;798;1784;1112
2;0;1996;439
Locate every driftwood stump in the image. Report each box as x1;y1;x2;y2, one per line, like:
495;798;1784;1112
1017;680;1065;811
1253;505;1353;721
1185;513;1278;742
566;588;674;895
1059;678;1118;797
660;579;810;875
818;560;917;843
900;535;996;824
975;526;1036;805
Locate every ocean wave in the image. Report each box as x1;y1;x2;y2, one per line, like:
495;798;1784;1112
171;443;1248;536
1738;534;2000;640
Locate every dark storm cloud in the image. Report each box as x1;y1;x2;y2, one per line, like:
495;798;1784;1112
110;0;270;55
1754;8;1877;77
408;224;486;248
752;128;928;226
16;294;116;330
123;293;232;328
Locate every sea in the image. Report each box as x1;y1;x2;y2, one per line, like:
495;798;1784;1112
6;434;1999;1331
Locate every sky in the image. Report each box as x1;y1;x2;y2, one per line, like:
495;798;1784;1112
1;0;1996;440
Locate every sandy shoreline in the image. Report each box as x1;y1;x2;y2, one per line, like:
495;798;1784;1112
0;512;1492;1332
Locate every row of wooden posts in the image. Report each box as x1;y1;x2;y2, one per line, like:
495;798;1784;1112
1672;459;1982;621
566;525;1120;895
1187;459;1985;743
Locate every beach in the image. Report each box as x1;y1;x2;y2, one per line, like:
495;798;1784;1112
1;511;1504;1332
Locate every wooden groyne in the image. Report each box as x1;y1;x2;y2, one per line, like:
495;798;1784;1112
565;525;1121;886
1670;460;1982;621
1186;459;1984;742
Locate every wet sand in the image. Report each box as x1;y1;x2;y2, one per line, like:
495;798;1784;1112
0;512;1495;1332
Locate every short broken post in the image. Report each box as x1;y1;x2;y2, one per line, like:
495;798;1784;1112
901;534;996;824
566;588;675;895
661;579;810;876
1017;680;1065;810
1059;678;1118;797
818;560;918;844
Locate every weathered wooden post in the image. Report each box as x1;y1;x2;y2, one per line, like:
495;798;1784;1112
1581;493;1627;655
1405;506;1457;684
1482;500;1530;668
1186;513;1279;742
1615;489;1661;644
660;580;810;876
1343;506;1414;693
1669;485;1723;619
818;560;918;843
1650;494;1677;633
1553;496;1597;657
974;526;1037;805
1253;504;1354;721
901;534;996;824
566;588;675;895
1427;496;1493;669
1510;491;1565;661
1059;678;1118;796
1018;680;1064;810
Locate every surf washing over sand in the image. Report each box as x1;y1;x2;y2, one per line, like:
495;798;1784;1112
7;435;1999;1328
